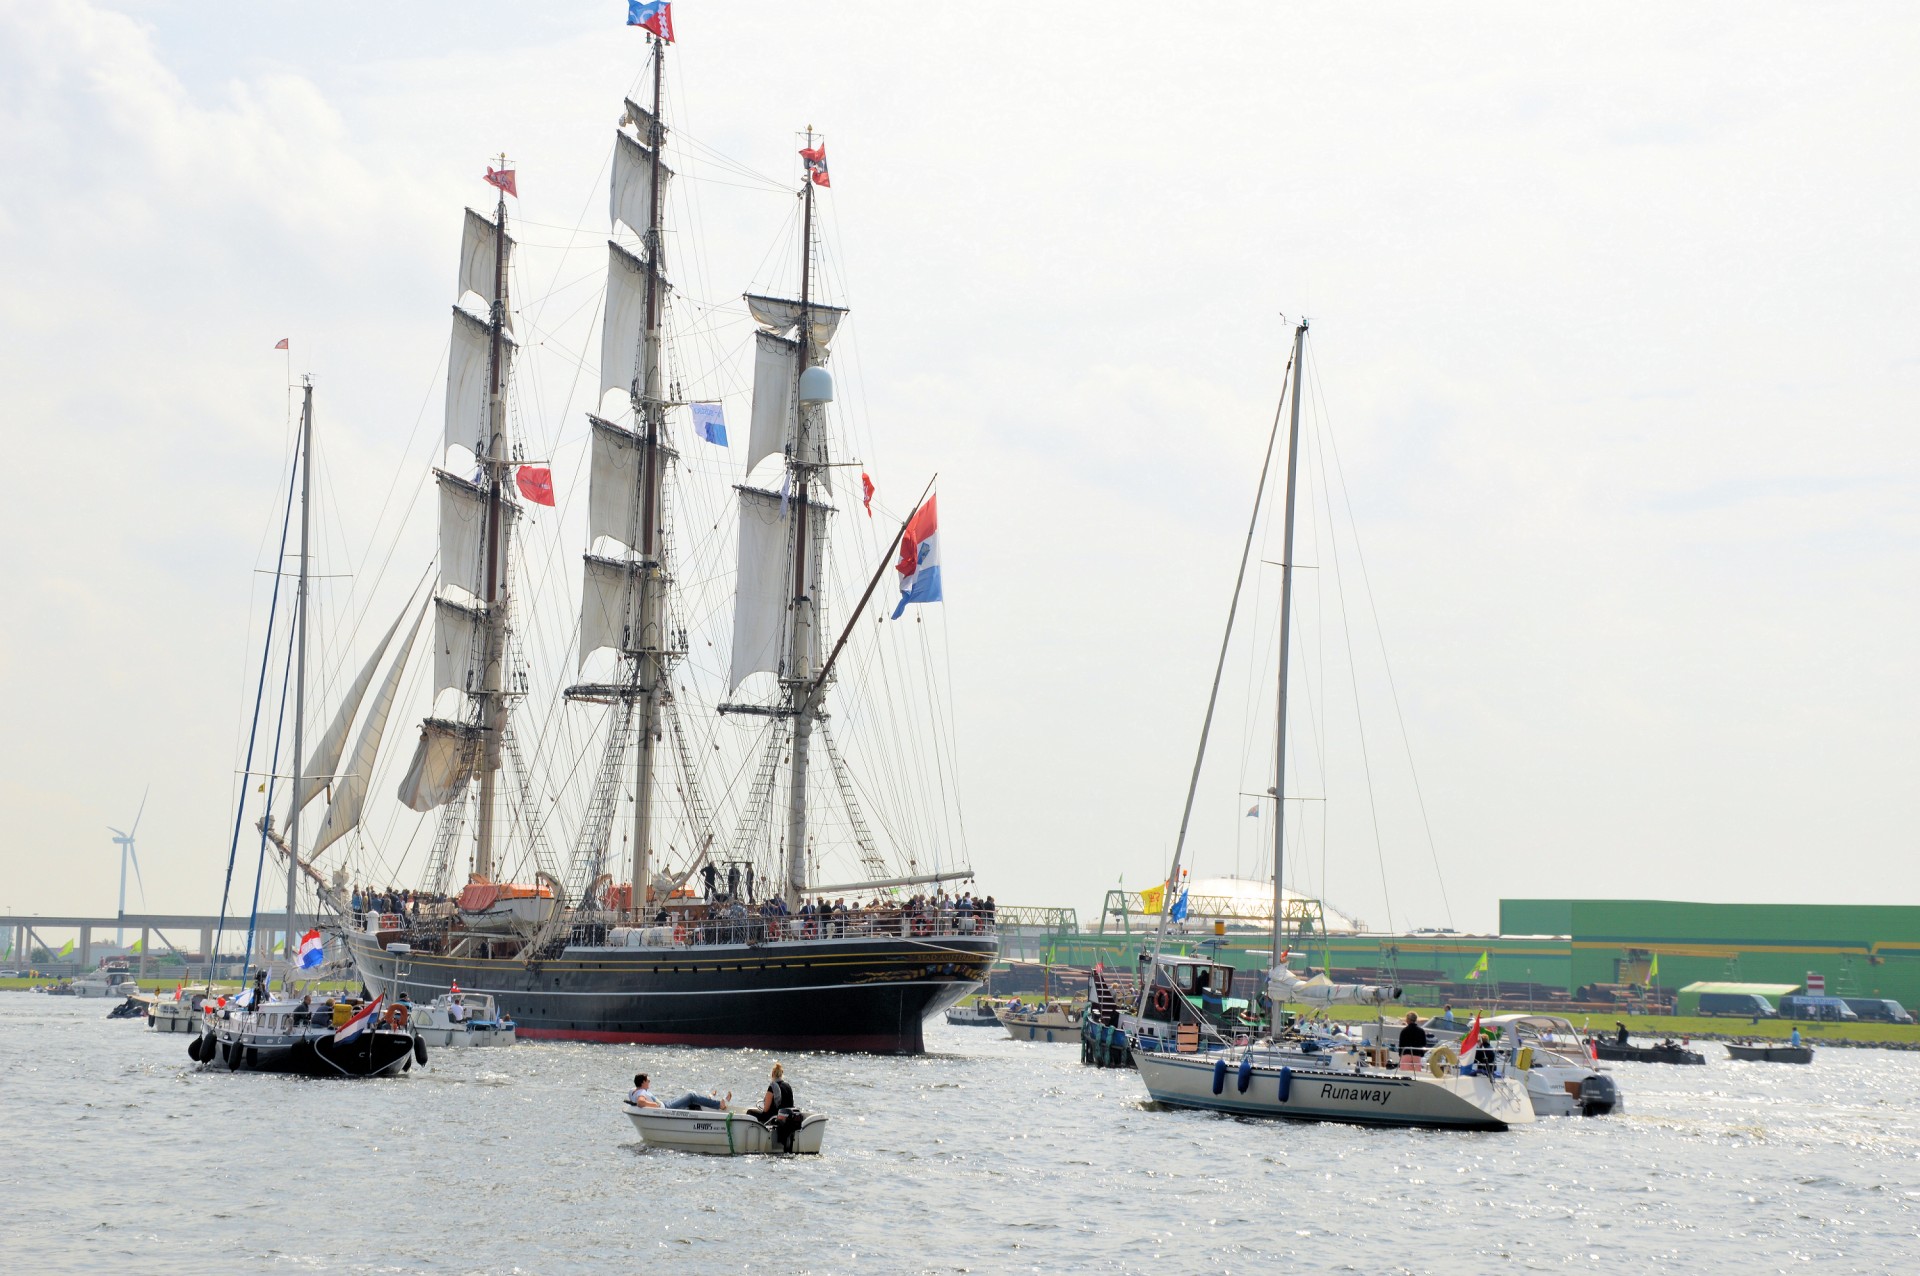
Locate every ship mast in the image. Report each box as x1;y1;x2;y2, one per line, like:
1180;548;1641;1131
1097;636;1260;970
471;155;515;882
782;128;820;903
1268;319;1309;963
627;36;669;920
285;376;314;968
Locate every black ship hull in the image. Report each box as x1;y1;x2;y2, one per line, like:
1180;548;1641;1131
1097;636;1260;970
192;1027;417;1078
345;931;996;1054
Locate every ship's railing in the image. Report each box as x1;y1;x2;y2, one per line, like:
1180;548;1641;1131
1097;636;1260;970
572;910;999;951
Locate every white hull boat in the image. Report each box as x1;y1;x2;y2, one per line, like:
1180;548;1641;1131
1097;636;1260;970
148;999;204;1033
622;1103;827;1155
409;993;517;1048
1132;1046;1537;1131
999;1000;1084;1043
945;1000;1002;1028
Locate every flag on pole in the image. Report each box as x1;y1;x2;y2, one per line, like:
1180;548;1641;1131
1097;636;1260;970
1647;952;1659;981
129;939;143;955
1466;951;1489;981
1139;883;1166;915
274;338;289;350
1458;1013;1484;1058
690;402;727;446
334;994;384;1044
861;472;875;518
890;495;941;618
515;465;556;506
628;1;674;41
58;939;74;957
297;928;324;971
800;143;830;187
1169;889;1190;923
1245;804;1259;818
484;166;518;197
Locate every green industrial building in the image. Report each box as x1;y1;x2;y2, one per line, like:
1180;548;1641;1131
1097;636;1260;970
1035;897;1920;1009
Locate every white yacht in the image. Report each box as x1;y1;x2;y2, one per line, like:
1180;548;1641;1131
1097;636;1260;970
409;992;516;1048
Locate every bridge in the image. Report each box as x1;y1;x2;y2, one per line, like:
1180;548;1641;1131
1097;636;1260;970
0;912;304;977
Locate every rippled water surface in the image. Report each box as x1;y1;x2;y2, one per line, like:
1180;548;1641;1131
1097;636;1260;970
6;995;1920;1273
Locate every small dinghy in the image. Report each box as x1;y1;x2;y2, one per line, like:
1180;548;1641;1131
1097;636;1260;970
945;1000;1002;1028
622;1103;828;1155
1725;1041;1813;1064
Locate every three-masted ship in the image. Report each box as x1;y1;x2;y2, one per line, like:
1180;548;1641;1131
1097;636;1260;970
295;33;993;1052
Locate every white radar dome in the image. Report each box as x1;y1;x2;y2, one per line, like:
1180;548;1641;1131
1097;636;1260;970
798;365;835;405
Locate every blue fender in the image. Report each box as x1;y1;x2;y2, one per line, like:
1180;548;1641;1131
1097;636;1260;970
1237;1056;1254;1093
1212;1058;1228;1095
1278;1065;1293;1103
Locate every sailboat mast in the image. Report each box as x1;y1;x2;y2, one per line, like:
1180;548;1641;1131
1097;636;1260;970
285;377;314;967
473;165;513;882
1269;319;1309;963
628;39;668;921
782;129;819;902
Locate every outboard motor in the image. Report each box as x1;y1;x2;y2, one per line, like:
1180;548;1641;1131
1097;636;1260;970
1578;1073;1621;1117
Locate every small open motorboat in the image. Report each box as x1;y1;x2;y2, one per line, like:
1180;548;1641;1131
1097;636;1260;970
1590;1037;1705;1065
622;1103;828;1155
1725;1041;1813;1064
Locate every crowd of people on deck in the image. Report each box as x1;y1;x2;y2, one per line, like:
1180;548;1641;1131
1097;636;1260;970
664;889;997;945
349;886;450;920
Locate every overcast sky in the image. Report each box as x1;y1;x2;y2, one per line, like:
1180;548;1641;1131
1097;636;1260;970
3;1;1916;936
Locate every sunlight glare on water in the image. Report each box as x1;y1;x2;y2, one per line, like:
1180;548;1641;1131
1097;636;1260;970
4;997;1918;1273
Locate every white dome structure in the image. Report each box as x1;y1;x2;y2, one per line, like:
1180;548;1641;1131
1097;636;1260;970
1184;876;1360;934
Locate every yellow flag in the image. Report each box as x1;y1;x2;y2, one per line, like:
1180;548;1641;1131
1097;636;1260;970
1139;883;1166;915
129;939;143;954
1467;951;1489;980
1648;952;1659;979
58;939;75;957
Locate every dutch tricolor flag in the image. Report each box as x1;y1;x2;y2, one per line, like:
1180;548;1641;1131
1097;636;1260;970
335;994;384;1044
891;495;942;619
297;928;325;970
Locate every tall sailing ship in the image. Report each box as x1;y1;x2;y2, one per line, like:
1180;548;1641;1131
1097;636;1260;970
266;32;992;1052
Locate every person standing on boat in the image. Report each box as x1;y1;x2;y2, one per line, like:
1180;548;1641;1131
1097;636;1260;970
749;1063;794;1121
1441;1003;1456;1026
1615;1021;1630;1046
1398;1011;1429;1060
1791;1026;1802;1048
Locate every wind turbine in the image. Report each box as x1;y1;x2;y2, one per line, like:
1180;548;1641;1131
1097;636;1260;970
108;787;149;947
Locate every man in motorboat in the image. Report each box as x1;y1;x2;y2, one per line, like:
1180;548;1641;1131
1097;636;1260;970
1615;1021;1630;1046
629;1072;730;1111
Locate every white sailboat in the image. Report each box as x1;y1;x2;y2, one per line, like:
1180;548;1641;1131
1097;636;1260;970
1130;320;1536;1130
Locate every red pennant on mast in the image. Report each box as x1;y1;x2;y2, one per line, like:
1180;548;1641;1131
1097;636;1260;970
273;338;289;350
861;472;875;518
484;166;518;197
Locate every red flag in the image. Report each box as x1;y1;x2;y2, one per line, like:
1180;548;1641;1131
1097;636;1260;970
861;472;874;518
1458;1013;1483;1059
515;465;555;506
274;338;289;350
800;144;830;188
484;167;518;197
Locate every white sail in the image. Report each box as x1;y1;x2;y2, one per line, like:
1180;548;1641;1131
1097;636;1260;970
611;131;671;238
296;603;410;810
746;330;798;476
587;415;641;551
396;719;477;813
445;307;496;454
1268;963;1399;1008
311;604;427;854
432;596;485;697
579;554;646;669
437;470;515;596
600;241;665;405
729;486;823;690
622;97;658;141
745;293;847;349
458;208;512;322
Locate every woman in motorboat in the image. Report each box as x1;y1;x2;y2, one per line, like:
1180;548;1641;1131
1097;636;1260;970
629;1072;731;1111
